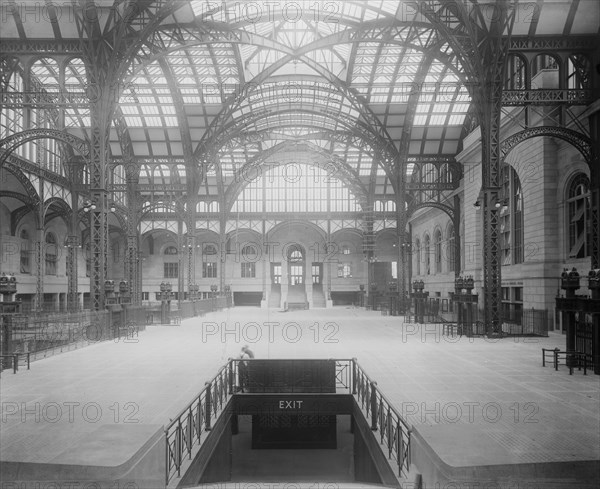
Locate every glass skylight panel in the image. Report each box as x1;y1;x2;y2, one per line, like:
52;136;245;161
413;115;428;125
124;116;143;126
141;106;160;115
64;59;86;91
447;114;467;125
433;104;450;113
381;0;400;15
429;114;447;125
453;104;470;113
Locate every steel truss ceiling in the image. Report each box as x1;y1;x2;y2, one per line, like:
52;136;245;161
1;0;598;202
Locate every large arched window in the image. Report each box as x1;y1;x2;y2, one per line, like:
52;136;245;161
447;223;455;272
500;165;524;265
231;163;361;213
424;234;431;275
567;173;591;259
434;229;442;273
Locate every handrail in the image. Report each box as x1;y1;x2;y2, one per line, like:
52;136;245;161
0;352;31;375
352;358;412;477
164;358;412;484
164;359;233;485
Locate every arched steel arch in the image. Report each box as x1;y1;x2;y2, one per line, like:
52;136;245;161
2;163;39;204
43;197;72;228
267;220;328;242
224;141;368;213
132;19;469;87
213;106;399;187
139;200;181;220
225;128;378;158
109;204;129;232
0;190;37;208
501;126;592;165
0;129;90;168
407;202;455;221
209;101;388;156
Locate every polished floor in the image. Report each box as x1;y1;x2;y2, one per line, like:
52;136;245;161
1;306;599;474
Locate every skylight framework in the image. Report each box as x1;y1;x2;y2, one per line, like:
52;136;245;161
232;163;362;214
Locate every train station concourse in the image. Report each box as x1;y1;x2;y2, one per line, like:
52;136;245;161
1;0;599;488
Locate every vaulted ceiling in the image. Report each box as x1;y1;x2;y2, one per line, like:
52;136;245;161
1;0;599;204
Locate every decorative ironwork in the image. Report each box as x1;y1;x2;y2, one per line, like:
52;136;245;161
501;126;592;165
509;36;599;51
502;89;594;106
407;202;454;221
66;235;80;312
2;154;71;188
0;91;90;109
0;40;82;54
0;129;90;168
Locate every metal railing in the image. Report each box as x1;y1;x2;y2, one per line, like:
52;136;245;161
0;352;30;374
502;308;549;336
164;358;411;485
1;310;142;360
352;359;411;478
165;361;232;484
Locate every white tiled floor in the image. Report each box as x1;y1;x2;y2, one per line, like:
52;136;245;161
1;306;599;469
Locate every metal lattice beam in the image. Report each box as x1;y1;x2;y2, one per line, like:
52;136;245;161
501;126;592;164
0;129;90;168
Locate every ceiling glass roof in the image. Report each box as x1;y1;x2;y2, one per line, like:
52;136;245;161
1;0;598;206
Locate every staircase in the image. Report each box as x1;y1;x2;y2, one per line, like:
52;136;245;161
312;286;326;308
269;285;281;308
286;285;307;310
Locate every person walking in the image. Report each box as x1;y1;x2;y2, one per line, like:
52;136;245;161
238;345;254;392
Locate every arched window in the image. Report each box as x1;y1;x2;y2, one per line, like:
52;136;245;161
45;232;57;275
447;223;455;272
434;229;442;273
567;173;591;259
414;238;421;276
505;54;527;90
203;244;217;255
164;246;178;255
341;244;351;255
424;234;431;275
500;165;524;265
290;249;303;263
